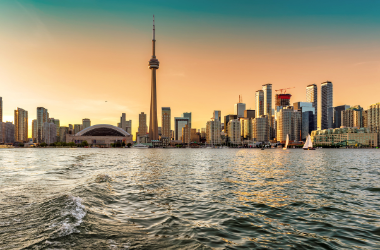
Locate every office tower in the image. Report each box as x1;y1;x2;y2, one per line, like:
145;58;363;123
327;107;336;128
368;103;380;144
244;110;255;119
306;84;318;130
32;119;37;142
138;112;148;136
291;110;302;141
74;124;82;134
321;81;333;130
213;110;222;122
342;105;363;128
227;119;241;145
0;122;15;144
43;122;57;144
190;128;199;143
293;102;315;140
206;120;221;145
119;113;126;130
181;124;190;143
262;84;272;116
0;97;2;122
174;117;189;140
255;90;264;116
363;110;368;128
252;115;269;142
59;127;69;142
224;114;237;137
49;118;60;140
14;108;28;142
234;96;246;118
276;106;294;143
275;94;291;108
37;107;49;143
125;120;132;134
149;16;159;141
82;118;91;129
334;105;350;128
182;112;192;128
161;107;171;138
241;118;253;140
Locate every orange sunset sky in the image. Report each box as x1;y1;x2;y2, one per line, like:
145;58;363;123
0;1;379;137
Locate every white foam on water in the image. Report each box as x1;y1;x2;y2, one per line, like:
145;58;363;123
57;196;87;237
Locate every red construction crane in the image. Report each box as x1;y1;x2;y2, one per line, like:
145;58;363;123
275;87;295;94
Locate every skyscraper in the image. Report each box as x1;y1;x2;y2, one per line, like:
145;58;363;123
37;107;49;143
306;84;318;130
321;81;333;130
32;119;37;142
368;103;380;144
262;84;272;116
182;112;192;128
255;90;264;116
334;105;350;128
342;105;363;128
213;110;222;122
82;118;91;129
14;108;28;142
161;107;171;138
0;97;2;123
149;16;159;141
174;117;189;140
138;112;148;136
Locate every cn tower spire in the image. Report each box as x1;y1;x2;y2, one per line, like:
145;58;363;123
148;15;159;141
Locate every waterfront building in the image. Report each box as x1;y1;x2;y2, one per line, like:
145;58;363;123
227;119;241;145
138;112;148;138
181;124;190;143
311;127;377;147
37;107;49;143
276;107;296;143
49;118;60;140
363;110;368;128
275;94;291;109
291;110;302;141
0;122;15;144
367;103;380;143
306;84;318;130
14;108;28;142
190;128;199;143
334;105;350;128
66;124;133;147
43;122;57;144
342;105;363;128
224;114;237;141
59;127;69;142
82;118;91;129
206;120;221;145
213;110;222;122
263;84;272;116
244;110;255;119
293;102;315;140
255;90;264;116
182;112;192;128
74;124;83;134
241;118;253;140
161;107;171;138
321;81;333;130
0;97;2;122
32;119;37;142
148;16;159;141
252;115;269;142
174;117;189;141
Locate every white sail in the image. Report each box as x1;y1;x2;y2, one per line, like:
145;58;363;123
303;135;310;149
308;135;313;148
284;134;289;148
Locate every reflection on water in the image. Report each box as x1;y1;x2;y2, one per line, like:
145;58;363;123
1;148;380;249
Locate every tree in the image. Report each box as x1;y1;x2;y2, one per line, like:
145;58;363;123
68;142;76;147
81;140;89;147
127;143;132;148
40;142;47;147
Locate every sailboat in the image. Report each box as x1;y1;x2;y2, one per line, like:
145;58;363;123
303;134;315;150
283;134;289;150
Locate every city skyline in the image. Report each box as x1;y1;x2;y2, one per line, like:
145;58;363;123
1;1;380;137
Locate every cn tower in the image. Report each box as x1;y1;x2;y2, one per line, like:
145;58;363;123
148;15;159;141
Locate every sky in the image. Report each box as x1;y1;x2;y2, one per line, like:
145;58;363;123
0;0;379;137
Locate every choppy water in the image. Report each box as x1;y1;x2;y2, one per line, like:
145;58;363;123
1;148;380;249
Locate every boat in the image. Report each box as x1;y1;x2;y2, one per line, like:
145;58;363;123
133;143;149;149
283;134;289;150
303;134;315;150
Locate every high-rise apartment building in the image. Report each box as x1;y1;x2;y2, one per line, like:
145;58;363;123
37;107;49;143
49;118;60;140
363;110;368;128
182;112;192;128
174;117;189;141
227;119;241;145
213;110;222;122
74;124;83;134
59;127;69;142
327;107;336;129
368;103;380;144
161;107;171;138
262;84;272;116
276;107;294;143
306;84;318;130
206;120;221;145
255;90;264;117
82;118;91;129
14;108;28;142
0;97;2;122
241;118;253;140
43;122;57;144
275;94;291;108
342;105;363;128
293;102;315;140
32;119;37;142
190;128;199;143
0;122;15;144
181;124;191;143
138;112;148;137
224;114;237;140
321;81;333;130
334;105;350;128
244;110;255;119
252;115;269;142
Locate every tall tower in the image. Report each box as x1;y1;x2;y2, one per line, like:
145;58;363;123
255;90;264;116
321;81;333;130
149;15;159;141
306;84;318;130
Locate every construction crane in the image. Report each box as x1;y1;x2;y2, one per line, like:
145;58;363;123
275;87;295;94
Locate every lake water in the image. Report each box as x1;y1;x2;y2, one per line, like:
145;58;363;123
0;148;380;249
